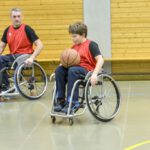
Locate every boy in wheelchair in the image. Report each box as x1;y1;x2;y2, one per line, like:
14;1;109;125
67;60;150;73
54;22;104;113
0;8;43;94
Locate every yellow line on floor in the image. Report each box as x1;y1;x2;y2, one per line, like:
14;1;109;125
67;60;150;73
124;140;150;150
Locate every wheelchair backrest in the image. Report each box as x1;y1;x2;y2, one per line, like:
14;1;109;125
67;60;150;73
11;54;31;69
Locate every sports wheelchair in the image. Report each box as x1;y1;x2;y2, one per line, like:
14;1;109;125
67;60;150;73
0;54;48;100
50;70;121;125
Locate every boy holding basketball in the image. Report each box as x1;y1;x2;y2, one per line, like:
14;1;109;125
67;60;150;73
54;22;104;112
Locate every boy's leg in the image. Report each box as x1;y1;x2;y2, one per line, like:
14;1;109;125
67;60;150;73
67;66;88;102
55;65;68;99
0;55;15;91
54;65;68;111
61;66;88;113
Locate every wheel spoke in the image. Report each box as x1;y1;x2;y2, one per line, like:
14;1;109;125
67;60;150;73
15;62;47;100
86;74;120;121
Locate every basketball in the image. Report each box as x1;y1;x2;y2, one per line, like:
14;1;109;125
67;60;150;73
60;48;80;68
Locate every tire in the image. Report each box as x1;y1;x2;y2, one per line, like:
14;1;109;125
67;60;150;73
69;118;74;125
85;73;120;122
14;62;47;100
51;116;56;123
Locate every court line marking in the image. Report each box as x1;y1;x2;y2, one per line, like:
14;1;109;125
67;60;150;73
124;140;150;150
120;83;131;150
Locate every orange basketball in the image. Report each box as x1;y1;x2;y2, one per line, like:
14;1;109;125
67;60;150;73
60;48;80;68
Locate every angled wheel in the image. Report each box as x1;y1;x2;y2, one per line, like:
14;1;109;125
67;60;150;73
85;73;120;122
51;116;56;123
14;62;48;100
69;118;74;126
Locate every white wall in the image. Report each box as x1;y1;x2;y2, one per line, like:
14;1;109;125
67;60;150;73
83;0;111;58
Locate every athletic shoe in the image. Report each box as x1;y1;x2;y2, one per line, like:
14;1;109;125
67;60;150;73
54;99;66;112
61;101;81;114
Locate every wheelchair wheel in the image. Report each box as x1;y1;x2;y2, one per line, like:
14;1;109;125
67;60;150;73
85;73;120;122
14;62;47;100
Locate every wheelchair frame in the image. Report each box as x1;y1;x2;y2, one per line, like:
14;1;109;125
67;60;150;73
50;71;121;125
0;54;48;100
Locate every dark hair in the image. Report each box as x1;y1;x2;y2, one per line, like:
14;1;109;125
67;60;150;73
69;22;88;37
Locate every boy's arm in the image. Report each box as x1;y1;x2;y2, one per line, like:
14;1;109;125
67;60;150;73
90;55;104;86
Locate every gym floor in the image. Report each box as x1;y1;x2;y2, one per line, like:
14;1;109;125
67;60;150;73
0;81;150;150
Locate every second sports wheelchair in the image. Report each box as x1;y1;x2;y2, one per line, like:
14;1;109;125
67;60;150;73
0;54;48;100
50;70;121;125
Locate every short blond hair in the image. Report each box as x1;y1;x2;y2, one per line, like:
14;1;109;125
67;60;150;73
11;8;22;13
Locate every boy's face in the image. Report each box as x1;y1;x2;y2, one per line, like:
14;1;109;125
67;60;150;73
71;34;85;44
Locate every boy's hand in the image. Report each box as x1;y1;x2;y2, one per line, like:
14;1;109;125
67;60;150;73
90;73;98;86
25;57;34;65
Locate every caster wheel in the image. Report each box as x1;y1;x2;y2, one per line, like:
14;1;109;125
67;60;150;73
0;97;8;102
69;118;74;126
51;116;56;123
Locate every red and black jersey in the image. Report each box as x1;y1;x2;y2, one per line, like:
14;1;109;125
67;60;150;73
72;39;101;71
1;24;39;54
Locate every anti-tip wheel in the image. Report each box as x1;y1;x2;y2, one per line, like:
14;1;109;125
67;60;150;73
51;116;56;123
69;118;74;126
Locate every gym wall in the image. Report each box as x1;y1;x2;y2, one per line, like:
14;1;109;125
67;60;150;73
1;0;150;78
111;0;150;77
0;0;83;74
